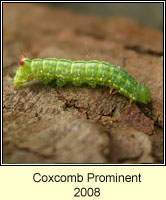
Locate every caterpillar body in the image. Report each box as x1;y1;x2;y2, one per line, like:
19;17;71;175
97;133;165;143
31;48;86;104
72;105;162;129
13;55;152;104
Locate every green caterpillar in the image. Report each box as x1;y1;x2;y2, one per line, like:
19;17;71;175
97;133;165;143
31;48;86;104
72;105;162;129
13;54;152;104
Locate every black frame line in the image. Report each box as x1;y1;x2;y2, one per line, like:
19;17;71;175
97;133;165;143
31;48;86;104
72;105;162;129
1;0;165;166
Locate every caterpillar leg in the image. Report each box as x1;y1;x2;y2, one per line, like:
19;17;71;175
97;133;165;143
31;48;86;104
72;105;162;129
110;88;114;94
56;78;67;87
88;81;96;88
129;99;133;104
42;77;53;85
110;88;118;95
72;81;82;86
112;90;118;95
14;85;19;90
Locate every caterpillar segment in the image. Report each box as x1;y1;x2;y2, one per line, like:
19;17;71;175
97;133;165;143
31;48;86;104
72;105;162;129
13;55;152;104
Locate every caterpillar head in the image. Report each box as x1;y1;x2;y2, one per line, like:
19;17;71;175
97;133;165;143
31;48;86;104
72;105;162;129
137;83;152;104
14;54;32;87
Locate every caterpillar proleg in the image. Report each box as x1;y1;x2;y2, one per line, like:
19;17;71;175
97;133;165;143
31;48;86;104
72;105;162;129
13;55;152;104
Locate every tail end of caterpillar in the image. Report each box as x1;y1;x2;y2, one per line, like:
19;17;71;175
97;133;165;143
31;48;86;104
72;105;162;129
137;83;152;104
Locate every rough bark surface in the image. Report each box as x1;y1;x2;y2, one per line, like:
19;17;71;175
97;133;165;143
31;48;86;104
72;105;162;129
3;3;163;164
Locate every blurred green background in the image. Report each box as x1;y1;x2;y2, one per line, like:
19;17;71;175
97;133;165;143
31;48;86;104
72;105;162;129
51;3;163;31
